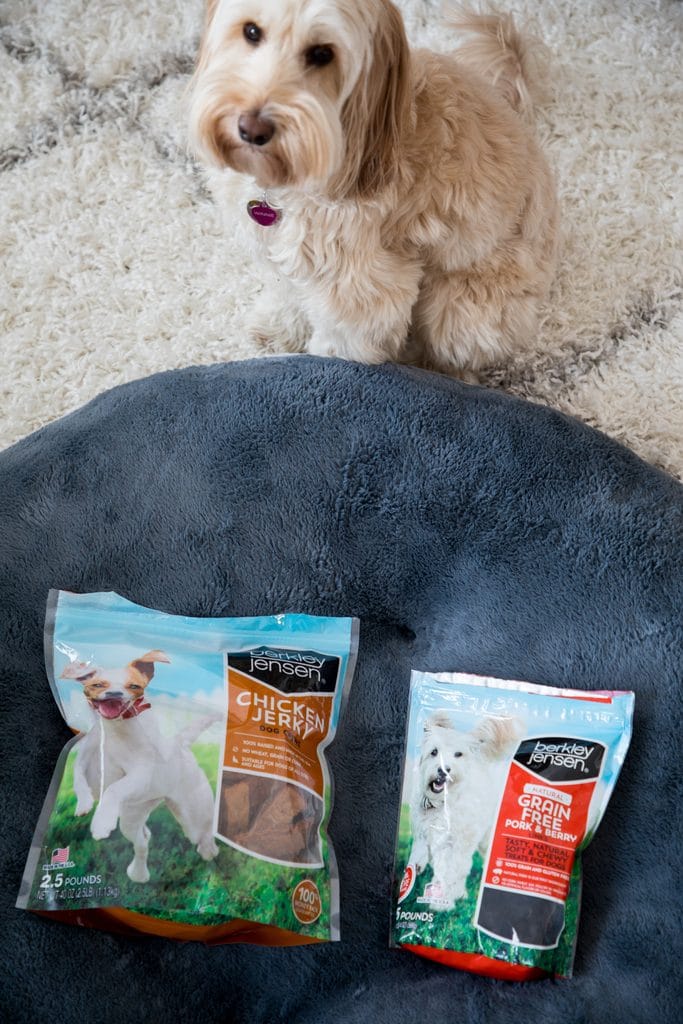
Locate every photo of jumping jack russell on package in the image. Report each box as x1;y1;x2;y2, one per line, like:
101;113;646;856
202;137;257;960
60;651;219;883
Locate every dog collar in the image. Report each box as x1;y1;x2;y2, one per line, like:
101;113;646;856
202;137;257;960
88;697;151;720
120;698;152;719
247;192;281;226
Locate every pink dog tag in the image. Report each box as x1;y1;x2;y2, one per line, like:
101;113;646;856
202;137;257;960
247;199;281;226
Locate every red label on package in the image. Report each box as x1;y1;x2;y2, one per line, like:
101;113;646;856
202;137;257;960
476;737;605;948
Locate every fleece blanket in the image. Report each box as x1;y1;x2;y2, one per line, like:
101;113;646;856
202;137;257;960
1;0;683;479
1;357;681;1023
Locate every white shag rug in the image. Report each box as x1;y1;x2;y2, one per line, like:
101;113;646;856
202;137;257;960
1;0;682;478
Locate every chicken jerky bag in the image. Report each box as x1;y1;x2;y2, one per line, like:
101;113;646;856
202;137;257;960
17;590;358;945
391;671;634;979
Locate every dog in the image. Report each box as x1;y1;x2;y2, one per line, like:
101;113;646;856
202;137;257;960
61;651;219;883
188;0;559;378
410;711;522;909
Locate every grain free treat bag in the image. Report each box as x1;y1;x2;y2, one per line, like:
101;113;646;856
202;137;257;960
391;671;634;979
17;590;358;944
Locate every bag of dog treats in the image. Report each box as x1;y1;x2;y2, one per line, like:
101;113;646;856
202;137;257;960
391;671;634;979
17;590;358;945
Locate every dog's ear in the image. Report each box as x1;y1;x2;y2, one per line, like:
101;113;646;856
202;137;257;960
194;0;220;75
423;711;452;734
60;662;98;683
129;650;171;682
471;716;523;760
189;0;248;168
336;0;411;197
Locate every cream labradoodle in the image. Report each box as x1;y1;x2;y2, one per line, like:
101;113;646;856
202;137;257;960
189;1;559;377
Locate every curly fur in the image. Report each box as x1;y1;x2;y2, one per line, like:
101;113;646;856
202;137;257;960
189;0;559;376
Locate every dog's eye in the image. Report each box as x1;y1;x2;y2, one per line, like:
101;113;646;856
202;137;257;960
305;44;334;68
453;751;463;758
430;748;438;757
243;22;263;46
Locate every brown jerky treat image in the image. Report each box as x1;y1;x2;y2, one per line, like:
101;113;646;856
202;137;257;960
219;772;273;837
293;799;321;859
220;772;274;835
221;780;251;835
235;786;309;862
219;773;323;864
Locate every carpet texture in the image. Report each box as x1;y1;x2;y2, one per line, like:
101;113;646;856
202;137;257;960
1;0;682;477
1;357;682;1023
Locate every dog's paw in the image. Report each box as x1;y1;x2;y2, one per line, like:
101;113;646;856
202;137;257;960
126;860;150;884
307;326;397;364
74;796;94;817
307;337;340;359
307;327;347;359
197;835;219;861
454;368;480;385
247;307;309;353
91;808;117;840
91;821;114;841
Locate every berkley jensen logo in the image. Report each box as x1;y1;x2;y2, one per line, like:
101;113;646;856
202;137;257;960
514;737;605;782
530;741;594;769
228;647;340;694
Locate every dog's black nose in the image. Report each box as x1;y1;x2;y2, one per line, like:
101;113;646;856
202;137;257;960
104;691;124;699
238;111;275;146
436;766;448;780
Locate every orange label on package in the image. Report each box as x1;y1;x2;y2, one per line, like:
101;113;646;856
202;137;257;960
225;666;332;797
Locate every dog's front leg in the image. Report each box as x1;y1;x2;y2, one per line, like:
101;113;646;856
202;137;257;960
409;828;430;875
305;252;422;364
431;837;477;910
91;774;152;841
246;267;311;354
119;806;153;883
73;743;95;817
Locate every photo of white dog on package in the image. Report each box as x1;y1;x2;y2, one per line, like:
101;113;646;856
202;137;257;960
60;651;219;884
410;711;523;910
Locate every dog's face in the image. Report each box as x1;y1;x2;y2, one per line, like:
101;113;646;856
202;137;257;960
61;651;170;720
189;0;410;195
418;715;473;807
418;713;522;807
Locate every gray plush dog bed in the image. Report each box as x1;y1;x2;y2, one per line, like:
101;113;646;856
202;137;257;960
1;356;681;1023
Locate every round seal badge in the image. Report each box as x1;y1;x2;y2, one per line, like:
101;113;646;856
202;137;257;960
292;879;322;925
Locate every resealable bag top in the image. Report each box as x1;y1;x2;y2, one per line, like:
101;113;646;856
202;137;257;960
17;590;358;944
391;671;634;979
